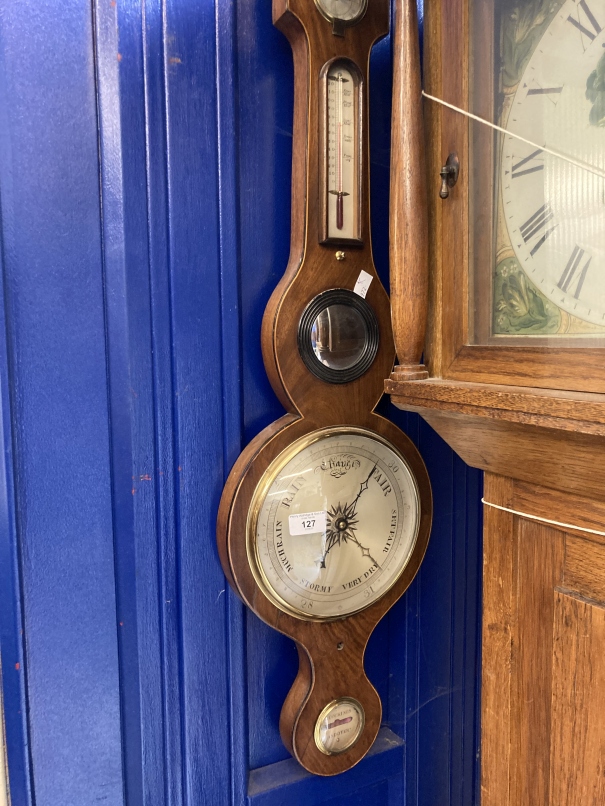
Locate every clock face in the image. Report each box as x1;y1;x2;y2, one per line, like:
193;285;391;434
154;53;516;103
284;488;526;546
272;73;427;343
315;0;367;24
248;427;420;620
500;0;605;328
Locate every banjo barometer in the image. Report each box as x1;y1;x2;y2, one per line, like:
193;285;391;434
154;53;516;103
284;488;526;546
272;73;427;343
218;0;432;777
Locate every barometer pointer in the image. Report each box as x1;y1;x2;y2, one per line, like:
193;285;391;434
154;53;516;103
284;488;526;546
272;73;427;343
317;463;381;568
349;463;377;511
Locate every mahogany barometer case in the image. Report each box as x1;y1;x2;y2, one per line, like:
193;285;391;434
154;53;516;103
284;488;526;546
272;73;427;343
217;0;432;778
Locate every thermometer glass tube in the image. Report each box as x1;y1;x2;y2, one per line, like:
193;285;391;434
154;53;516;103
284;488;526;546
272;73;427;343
320;59;362;245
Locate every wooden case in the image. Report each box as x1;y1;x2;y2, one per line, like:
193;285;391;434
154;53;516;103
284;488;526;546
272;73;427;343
386;0;605;802
217;0;434;777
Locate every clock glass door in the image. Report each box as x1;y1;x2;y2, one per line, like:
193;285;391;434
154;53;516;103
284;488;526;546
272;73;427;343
468;0;605;346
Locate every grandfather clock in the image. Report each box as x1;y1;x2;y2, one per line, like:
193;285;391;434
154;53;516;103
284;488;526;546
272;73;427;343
388;0;605;803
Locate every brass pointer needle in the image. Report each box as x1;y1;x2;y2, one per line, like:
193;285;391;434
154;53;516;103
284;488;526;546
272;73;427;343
317;463;381;569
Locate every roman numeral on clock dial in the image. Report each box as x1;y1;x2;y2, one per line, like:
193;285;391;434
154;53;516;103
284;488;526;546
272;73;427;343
519;203;556;256
526;86;563;97
512;149;544;179
567;0;602;44
558;246;592;299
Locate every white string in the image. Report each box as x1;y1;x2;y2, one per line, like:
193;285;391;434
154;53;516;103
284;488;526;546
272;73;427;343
422;91;605;182
481;498;605;538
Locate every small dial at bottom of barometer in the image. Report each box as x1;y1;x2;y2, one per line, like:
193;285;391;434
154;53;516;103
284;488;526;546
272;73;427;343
315;698;365;755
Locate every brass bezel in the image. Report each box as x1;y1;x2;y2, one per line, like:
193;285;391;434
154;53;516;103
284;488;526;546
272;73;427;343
314;697;365;756
313;0;368;29
245;425;421;622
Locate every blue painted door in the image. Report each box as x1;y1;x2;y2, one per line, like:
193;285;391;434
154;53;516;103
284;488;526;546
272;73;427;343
0;1;481;804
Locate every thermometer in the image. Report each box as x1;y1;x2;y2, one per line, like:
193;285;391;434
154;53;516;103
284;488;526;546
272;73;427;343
321;60;362;245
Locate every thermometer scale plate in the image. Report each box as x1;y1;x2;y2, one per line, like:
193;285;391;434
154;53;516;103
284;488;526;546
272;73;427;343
320;59;363;245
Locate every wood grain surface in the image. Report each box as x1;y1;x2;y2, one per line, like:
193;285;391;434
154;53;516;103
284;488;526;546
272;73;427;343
388;0;428;381
480;475;515;806
481;475;605;806
564;537;605;602
387;378;605;436
399;408;605;501
264;0;394;416
218;411;432;776
510;519;564;805
550;593;605;806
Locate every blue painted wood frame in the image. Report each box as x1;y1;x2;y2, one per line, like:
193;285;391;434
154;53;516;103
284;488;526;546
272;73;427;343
0;0;482;804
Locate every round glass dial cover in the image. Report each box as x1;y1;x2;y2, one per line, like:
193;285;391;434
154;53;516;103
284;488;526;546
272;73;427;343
316;0;366;23
500;0;605;327
315;698;365;755
248;427;420;620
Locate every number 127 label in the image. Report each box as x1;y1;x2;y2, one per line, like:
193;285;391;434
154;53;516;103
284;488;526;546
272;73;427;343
289;511;327;536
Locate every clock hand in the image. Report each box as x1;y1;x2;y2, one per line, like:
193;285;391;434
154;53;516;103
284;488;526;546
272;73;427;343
317;463;378;567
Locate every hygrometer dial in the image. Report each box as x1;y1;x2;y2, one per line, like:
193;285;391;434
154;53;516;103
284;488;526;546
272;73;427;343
315;698;365;755
248;427;420;620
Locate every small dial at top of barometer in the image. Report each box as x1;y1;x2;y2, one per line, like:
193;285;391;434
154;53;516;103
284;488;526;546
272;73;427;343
315;0;367;26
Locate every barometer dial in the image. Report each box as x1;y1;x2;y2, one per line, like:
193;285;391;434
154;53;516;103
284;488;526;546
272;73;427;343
248;427;420;620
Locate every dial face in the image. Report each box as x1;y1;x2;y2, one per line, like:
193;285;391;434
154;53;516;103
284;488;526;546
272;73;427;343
315;0;367;24
323;60;362;243
499;0;605;329
248;427;420;620
315;698;365;755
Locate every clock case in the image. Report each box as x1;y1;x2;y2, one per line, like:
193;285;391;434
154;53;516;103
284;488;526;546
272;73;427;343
385;0;605;803
386;0;605;494
386;0;605;399
217;0;432;778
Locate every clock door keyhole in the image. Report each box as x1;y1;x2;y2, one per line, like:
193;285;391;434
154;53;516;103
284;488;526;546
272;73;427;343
439;153;460;199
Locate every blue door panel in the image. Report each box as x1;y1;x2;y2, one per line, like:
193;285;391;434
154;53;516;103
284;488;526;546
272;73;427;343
162;1;232;801
323;780;390;806
0;1;124;804
0;1;482;804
